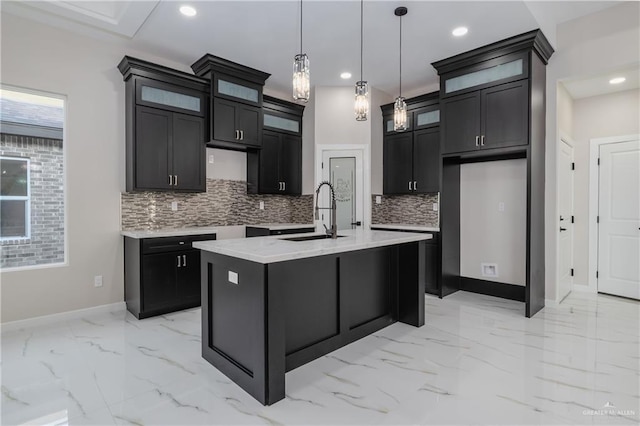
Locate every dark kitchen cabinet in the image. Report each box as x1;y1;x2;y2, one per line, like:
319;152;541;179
247;96;304;195
124;234;216;319
440;54;529;155
191;54;270;151
383;133;414;194
381;92;441;195
135;106;205;191
413;128;440;194
212;97;261;147
118;57;208;193
433;29;554;317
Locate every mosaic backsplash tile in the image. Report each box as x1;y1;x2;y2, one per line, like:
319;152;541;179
371;193;439;228
121;179;313;230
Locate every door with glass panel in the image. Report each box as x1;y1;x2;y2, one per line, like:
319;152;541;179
321;150;364;231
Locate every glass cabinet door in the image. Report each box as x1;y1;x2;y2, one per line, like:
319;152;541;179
444;55;526;95
140;86;201;113
414;108;440;129
215;77;260;105
264;113;300;134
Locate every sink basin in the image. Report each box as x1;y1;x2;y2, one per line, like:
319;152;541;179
281;234;344;242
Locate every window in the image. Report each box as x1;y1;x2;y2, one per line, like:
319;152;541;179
0;87;65;269
0;156;30;239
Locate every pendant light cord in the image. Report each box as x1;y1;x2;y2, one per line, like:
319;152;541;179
399;13;402;97
360;0;363;81
300;0;303;54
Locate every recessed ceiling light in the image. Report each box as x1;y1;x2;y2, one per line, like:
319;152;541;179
452;27;468;37
340;72;352;79
609;77;626;85
180;5;197;17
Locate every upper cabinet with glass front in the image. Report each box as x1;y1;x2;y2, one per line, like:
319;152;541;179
191;54;270;150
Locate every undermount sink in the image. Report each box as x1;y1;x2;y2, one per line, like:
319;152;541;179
281;234;344;242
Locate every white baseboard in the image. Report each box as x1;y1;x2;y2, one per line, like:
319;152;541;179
1;302;126;333
572;283;596;293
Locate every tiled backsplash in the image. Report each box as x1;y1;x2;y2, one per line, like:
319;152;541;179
121;179;313;230
371;193;439;228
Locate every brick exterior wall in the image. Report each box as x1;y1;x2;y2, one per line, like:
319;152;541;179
1;134;65;268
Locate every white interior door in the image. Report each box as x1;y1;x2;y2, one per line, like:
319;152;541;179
321;149;364;231
558;139;574;301
598;139;640;299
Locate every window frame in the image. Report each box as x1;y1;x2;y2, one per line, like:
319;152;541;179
0;155;31;241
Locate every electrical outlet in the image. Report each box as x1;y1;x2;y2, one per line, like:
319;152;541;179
208;154;215;164
171;201;178;211
259;201;264;210
498;202;505;212
228;271;238;285
94;275;103;287
375;196;382;204
432;203;439;212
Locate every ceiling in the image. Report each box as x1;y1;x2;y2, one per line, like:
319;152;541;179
562;64;640;99
2;1;626;98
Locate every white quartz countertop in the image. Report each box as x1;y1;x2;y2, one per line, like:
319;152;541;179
246;223;316;231
121;226;219;239
370;224;440;233
193;229;432;264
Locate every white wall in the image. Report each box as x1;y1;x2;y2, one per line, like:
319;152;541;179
370;87;393;195
315;86;371;146
544;2;640;301
0;14;203;322
571;89;640;288
460;159;527;286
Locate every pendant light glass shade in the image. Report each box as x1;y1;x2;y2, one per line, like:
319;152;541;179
355;81;369;121
393;96;407;131
354;0;368;121
393;7;408;131
293;53;310;102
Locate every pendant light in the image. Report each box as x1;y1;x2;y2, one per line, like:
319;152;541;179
293;0;310;102
393;6;408;131
354;0;369;121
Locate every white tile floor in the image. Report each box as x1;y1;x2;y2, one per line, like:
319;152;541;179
2;291;638;425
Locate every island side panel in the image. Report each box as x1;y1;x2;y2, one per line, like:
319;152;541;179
398;241;426;327
200;251;284;405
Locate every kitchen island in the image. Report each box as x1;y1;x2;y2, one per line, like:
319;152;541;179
193;229;431;405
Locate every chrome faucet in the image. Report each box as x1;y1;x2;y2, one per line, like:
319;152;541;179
314;181;338;239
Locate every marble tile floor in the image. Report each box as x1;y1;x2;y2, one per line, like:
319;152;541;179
2;291;638;425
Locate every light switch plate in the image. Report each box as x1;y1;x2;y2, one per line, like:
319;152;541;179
171;201;178;211
208;154;215;164
498;202;505;212
259;201;264;210
228;271;238;284
375;196;382;204
94;275;103;287
432;203;439;211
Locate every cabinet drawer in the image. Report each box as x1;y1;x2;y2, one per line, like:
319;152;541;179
141;234;216;254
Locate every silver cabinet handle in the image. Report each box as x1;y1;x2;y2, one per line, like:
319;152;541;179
240;130;244;140
174;175;178;186
481;135;485;146
182;255;186;267
475;136;479;147
413;181;417;191
169;175;173;186
408;181;412;191
177;255;181;267
283;182;286;191
235;130;239;140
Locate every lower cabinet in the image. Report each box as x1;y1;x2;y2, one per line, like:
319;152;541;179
370;227;440;296
245;226;315;238
124;234;216;319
